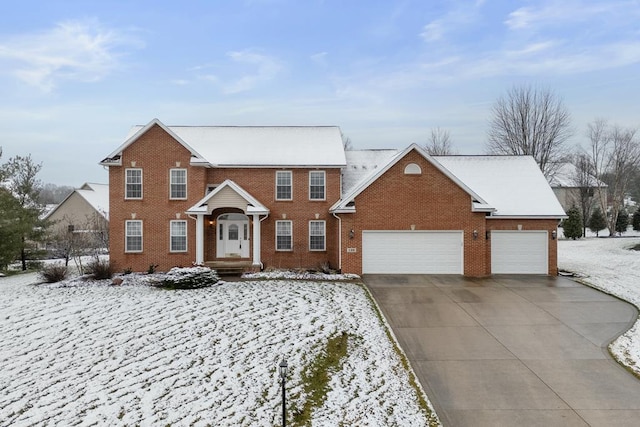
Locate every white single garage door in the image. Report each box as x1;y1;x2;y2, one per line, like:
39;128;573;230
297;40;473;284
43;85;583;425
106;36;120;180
491;231;548;274
362;231;463;274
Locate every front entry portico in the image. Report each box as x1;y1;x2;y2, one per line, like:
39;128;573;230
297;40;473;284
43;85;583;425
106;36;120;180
187;179;270;268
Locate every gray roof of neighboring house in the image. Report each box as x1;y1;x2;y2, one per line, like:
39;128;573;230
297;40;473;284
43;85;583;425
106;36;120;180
547;163;607;188
45;182;109;220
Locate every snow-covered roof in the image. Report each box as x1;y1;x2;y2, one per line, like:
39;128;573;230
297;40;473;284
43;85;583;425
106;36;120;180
186;179;269;215
342;149;399;195
333;144;490;213
45;183;109;220
102;118;346;168
547;163;607;188
434;156;566;217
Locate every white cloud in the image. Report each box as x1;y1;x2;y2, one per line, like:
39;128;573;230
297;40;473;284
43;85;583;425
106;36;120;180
0;19;143;92
201;49;283;94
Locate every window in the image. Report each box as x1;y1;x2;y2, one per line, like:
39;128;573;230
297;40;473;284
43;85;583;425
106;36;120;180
125;169;142;199
170;220;187;252
125;220;143;252
276;171;292;200
309;171;326;200
276;220;292;251
309;220;326;251
170;169;187;199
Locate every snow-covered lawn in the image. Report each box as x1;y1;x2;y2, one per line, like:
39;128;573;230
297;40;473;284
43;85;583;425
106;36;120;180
0;273;437;426
558;236;640;376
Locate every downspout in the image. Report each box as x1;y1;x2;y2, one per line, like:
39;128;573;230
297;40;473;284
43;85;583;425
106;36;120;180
332;212;342;272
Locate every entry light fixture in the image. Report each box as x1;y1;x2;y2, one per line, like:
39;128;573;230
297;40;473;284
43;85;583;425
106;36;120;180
552;230;557;240
473;230;478;240
349;229;355;239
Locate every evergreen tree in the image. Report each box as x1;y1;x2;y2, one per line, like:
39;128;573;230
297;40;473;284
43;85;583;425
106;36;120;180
633;208;640;231
588;207;607;237
563;206;583;240
616;209;630;235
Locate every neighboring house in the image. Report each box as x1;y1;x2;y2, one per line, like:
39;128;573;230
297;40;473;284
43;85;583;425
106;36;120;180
100;119;565;276
548;163;608;213
44;182;109;243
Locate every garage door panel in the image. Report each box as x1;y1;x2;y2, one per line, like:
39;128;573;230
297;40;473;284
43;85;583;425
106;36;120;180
362;231;463;274
491;231;547;274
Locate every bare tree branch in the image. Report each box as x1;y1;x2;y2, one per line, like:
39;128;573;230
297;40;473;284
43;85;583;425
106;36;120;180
424;127;457;155
486;85;573;178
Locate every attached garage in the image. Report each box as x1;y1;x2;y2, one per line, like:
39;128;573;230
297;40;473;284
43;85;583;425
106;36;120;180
362;231;463;274
491;231;548;274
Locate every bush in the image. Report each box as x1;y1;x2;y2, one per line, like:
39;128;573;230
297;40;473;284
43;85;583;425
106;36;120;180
85;259;114;280
159;266;219;289
616;209;630;234
633;208;640;231
588;207;607;236
39;263;68;283
562;206;583;240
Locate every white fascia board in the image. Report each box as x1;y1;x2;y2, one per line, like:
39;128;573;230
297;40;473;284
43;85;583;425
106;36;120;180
333;144;489;211
100;118;207;166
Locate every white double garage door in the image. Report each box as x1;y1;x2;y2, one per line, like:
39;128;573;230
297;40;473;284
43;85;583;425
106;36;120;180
362;230;548;275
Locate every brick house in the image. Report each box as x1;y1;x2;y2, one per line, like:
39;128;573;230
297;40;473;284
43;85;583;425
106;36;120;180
100;119;565;276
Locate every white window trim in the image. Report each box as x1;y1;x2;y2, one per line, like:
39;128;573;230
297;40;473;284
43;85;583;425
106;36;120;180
309;170;326;201
125;220;143;253
169;168;188;200
275;170;293;201
125;168;143;200
309;220;326;251
170;220;188;252
276;220;293;251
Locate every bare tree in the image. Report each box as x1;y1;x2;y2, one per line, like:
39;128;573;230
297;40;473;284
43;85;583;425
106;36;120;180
486;85;573;178
571;152;597;237
587;119;640;236
341;132;353;151
425;127;457;155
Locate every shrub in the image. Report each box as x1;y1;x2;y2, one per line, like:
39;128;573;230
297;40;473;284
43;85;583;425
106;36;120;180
85;259;114;280
562;206;583;240
159;266;219;289
39;263;68;283
633;208;640;231
147;264;159;274
616;209;630;234
588;207;607;236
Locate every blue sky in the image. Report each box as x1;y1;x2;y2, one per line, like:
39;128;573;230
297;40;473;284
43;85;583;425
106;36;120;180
0;0;639;185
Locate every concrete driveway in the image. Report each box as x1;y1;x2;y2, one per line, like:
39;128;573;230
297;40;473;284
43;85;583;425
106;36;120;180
365;275;640;427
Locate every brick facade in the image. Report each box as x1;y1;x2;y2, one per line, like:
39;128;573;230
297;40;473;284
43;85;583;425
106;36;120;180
336;150;560;277
108;124;340;272
106;123;560;276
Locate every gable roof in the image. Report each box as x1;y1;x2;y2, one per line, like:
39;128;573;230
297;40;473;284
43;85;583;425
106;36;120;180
332;144;491;213
186;179;269;215
44;182;109;220
434;156;566;217
547;163;607;188
100;118;347;168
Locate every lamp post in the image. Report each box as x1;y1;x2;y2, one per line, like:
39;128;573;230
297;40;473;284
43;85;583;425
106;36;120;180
279;358;288;427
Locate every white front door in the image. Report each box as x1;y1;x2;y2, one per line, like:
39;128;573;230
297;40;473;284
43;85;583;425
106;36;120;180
216;214;250;258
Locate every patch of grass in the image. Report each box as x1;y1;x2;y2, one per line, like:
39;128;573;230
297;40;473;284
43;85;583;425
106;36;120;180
358;283;441;427
291;331;350;426
630;243;640;251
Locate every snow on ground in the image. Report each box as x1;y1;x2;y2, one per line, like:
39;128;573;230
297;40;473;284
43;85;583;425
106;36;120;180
0;273;437;427
558;235;640;376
